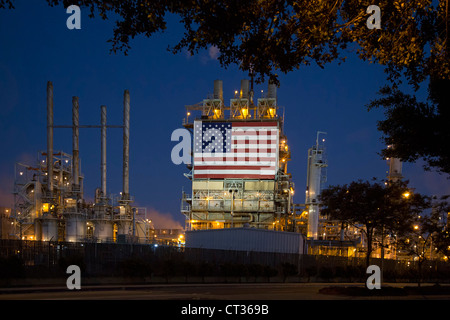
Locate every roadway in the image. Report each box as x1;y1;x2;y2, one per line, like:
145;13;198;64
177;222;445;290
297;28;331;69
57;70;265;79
0;282;449;300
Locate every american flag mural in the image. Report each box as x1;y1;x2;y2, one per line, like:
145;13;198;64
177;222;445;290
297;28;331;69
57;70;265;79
193;121;279;179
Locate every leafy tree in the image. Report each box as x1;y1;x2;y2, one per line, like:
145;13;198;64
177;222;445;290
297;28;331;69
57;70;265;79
397;203;448;286
368;78;450;174
3;1;447;173
433;198;450;261
320;179;430;267
1;0;448;86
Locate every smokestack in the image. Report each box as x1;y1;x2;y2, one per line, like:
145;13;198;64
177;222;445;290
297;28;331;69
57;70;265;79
122;90;130;200
101;105;107;199
240;79;249;99
47;81;54;198
213;80;223;102
267;80;277;103
72;97;80;191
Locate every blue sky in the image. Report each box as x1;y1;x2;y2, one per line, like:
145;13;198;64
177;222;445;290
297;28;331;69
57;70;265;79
0;2;448;228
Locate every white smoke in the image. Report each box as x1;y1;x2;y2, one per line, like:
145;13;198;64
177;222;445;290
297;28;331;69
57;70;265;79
144;207;184;230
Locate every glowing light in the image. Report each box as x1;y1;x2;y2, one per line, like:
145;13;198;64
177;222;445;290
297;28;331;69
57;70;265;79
268;108;276;117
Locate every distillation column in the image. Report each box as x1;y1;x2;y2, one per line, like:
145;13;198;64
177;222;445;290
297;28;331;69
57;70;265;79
306;132;327;239
387;145;403;182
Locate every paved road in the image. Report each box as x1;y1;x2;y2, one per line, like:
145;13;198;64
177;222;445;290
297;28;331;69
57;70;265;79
0;283;449;300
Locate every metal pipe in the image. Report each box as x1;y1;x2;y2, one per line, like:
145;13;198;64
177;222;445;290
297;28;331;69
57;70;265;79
101;105;107;200
47;81;54;198
132;207;136;238
72;96;80;189
122;90;130;200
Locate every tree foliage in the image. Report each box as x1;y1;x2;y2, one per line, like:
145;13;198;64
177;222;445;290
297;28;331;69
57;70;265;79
1;0;448;86
320;179;430;266
368;78;450;174
2;1;448;173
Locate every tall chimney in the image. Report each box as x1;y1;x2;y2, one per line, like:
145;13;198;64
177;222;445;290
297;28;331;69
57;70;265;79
47;81;54;198
122;90;130;200
101;105;107;200
213;80;223;102
72;97;80;191
240;79;249;99
267;80;277;103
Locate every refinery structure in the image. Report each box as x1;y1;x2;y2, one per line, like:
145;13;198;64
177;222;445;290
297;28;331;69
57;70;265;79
179;79;360;255
1;79;443;262
9;82;155;243
181;79;295;232
178;79;422;259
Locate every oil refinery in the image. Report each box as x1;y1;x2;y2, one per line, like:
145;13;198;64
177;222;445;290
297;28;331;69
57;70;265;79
0;79;438;261
180;79;295;232
8;82;155;243
178;79;419;259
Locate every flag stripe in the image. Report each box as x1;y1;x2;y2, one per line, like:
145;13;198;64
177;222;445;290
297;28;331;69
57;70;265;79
194;165;276;170
193;121;278;179
231;122;278;127
195;174;276;179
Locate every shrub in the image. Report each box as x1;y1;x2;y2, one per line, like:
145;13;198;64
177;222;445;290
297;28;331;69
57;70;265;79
280;262;298;282
0;255;25;279
119;257;152;278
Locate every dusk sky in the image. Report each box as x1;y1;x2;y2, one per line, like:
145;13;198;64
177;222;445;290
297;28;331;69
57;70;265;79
1;2;448;228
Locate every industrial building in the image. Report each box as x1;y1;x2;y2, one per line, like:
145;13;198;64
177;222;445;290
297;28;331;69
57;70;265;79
180;79;413;258
179;79;357;253
3;79;437;262
181;79;295;232
9;82;153;243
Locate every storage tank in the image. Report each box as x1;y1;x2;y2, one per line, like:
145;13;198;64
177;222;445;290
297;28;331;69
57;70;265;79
117;220;132;237
93;219;114;242
40;215;58;241
65;215;86;242
135;221;147;242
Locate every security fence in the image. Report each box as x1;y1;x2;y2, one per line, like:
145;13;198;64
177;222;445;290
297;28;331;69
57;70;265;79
1;239;449;283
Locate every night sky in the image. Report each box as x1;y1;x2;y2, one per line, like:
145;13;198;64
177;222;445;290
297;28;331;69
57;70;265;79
1;2;448;228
